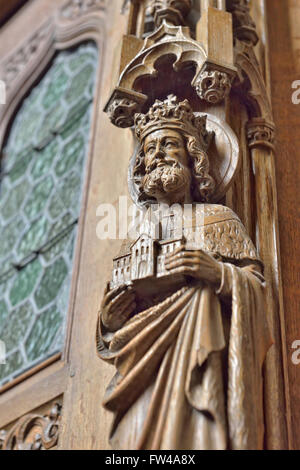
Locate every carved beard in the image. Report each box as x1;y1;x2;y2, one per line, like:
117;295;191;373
143;162;191;199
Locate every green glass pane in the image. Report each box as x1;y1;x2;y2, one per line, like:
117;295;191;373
49;212;74;238
31;139;58;180
3;148;33;173
34;257;68;309
25;304;62;362
5;87;42;156
1;301;34;352
48;193;66;221
0;42;98;386
14;110;42;152
68;51;97;72
8;150;35;183
0;300;9;330
56;273;72;315
34;104;66;149
59;172;82;211
55;135;84;177
65;64;94;103
24;176;54;220
60;97;91;138
66;229;76;262
18;217;48;259
42;227;74;263
9;258;42;307
0;351;23;383
0;178;10;205
0;271;14;296
0;255;16;279
42;68;69;110
0;217;24;259
1;178;30;221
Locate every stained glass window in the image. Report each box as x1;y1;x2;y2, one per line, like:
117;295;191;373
0;42;98;387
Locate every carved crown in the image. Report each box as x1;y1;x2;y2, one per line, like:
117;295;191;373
134;95;211;148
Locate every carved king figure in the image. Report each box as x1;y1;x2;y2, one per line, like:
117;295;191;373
96;96;272;450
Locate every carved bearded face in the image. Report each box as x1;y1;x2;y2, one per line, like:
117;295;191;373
142;129;192;204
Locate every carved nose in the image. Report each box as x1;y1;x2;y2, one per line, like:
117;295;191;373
153;147;165;161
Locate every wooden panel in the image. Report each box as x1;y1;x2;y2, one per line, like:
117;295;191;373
58;0;133;450
0;361;68;428
266;0;300;450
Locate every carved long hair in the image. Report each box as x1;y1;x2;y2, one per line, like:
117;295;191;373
133;131;216;206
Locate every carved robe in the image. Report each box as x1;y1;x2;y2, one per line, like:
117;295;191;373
96;204;273;450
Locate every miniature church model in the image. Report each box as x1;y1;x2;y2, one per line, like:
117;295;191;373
110;234;185;290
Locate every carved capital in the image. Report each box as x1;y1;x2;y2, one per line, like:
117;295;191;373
148;0;192;27
194;67;234;104
227;0;258;45
247;119;275;150
0;403;61;451
104;88;147;128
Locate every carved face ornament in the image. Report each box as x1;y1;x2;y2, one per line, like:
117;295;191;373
133;96;216;205
142;129;192;203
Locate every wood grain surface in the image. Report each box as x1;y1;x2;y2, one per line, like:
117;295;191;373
266;0;300;450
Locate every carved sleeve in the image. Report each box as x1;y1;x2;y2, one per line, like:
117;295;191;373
216;261;265;300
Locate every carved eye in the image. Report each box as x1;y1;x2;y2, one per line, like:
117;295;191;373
165;141;177;149
146;146;155;154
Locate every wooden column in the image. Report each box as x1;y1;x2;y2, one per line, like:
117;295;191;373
247;120;290;450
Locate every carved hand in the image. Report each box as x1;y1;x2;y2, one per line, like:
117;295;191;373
100;284;136;332
165;246;222;287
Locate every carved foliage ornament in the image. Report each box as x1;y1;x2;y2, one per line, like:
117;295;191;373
106;88;147;128
0;22;52;92
194;69;234;104
60;0;106;20
0;404;61;451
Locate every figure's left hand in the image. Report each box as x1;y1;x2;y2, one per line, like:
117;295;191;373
165;246;222;287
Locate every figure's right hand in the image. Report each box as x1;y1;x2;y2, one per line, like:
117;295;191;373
100;283;136;332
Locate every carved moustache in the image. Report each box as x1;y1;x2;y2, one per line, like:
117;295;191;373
143;161;191;196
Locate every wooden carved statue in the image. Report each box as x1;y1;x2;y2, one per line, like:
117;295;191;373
96;95;272;450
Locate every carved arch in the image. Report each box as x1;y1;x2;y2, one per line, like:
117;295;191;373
234;40;273;122
0;0;107;393
118;24;207;92
0;0;107;151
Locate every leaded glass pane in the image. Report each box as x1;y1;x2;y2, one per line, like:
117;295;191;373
0;42;98;387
